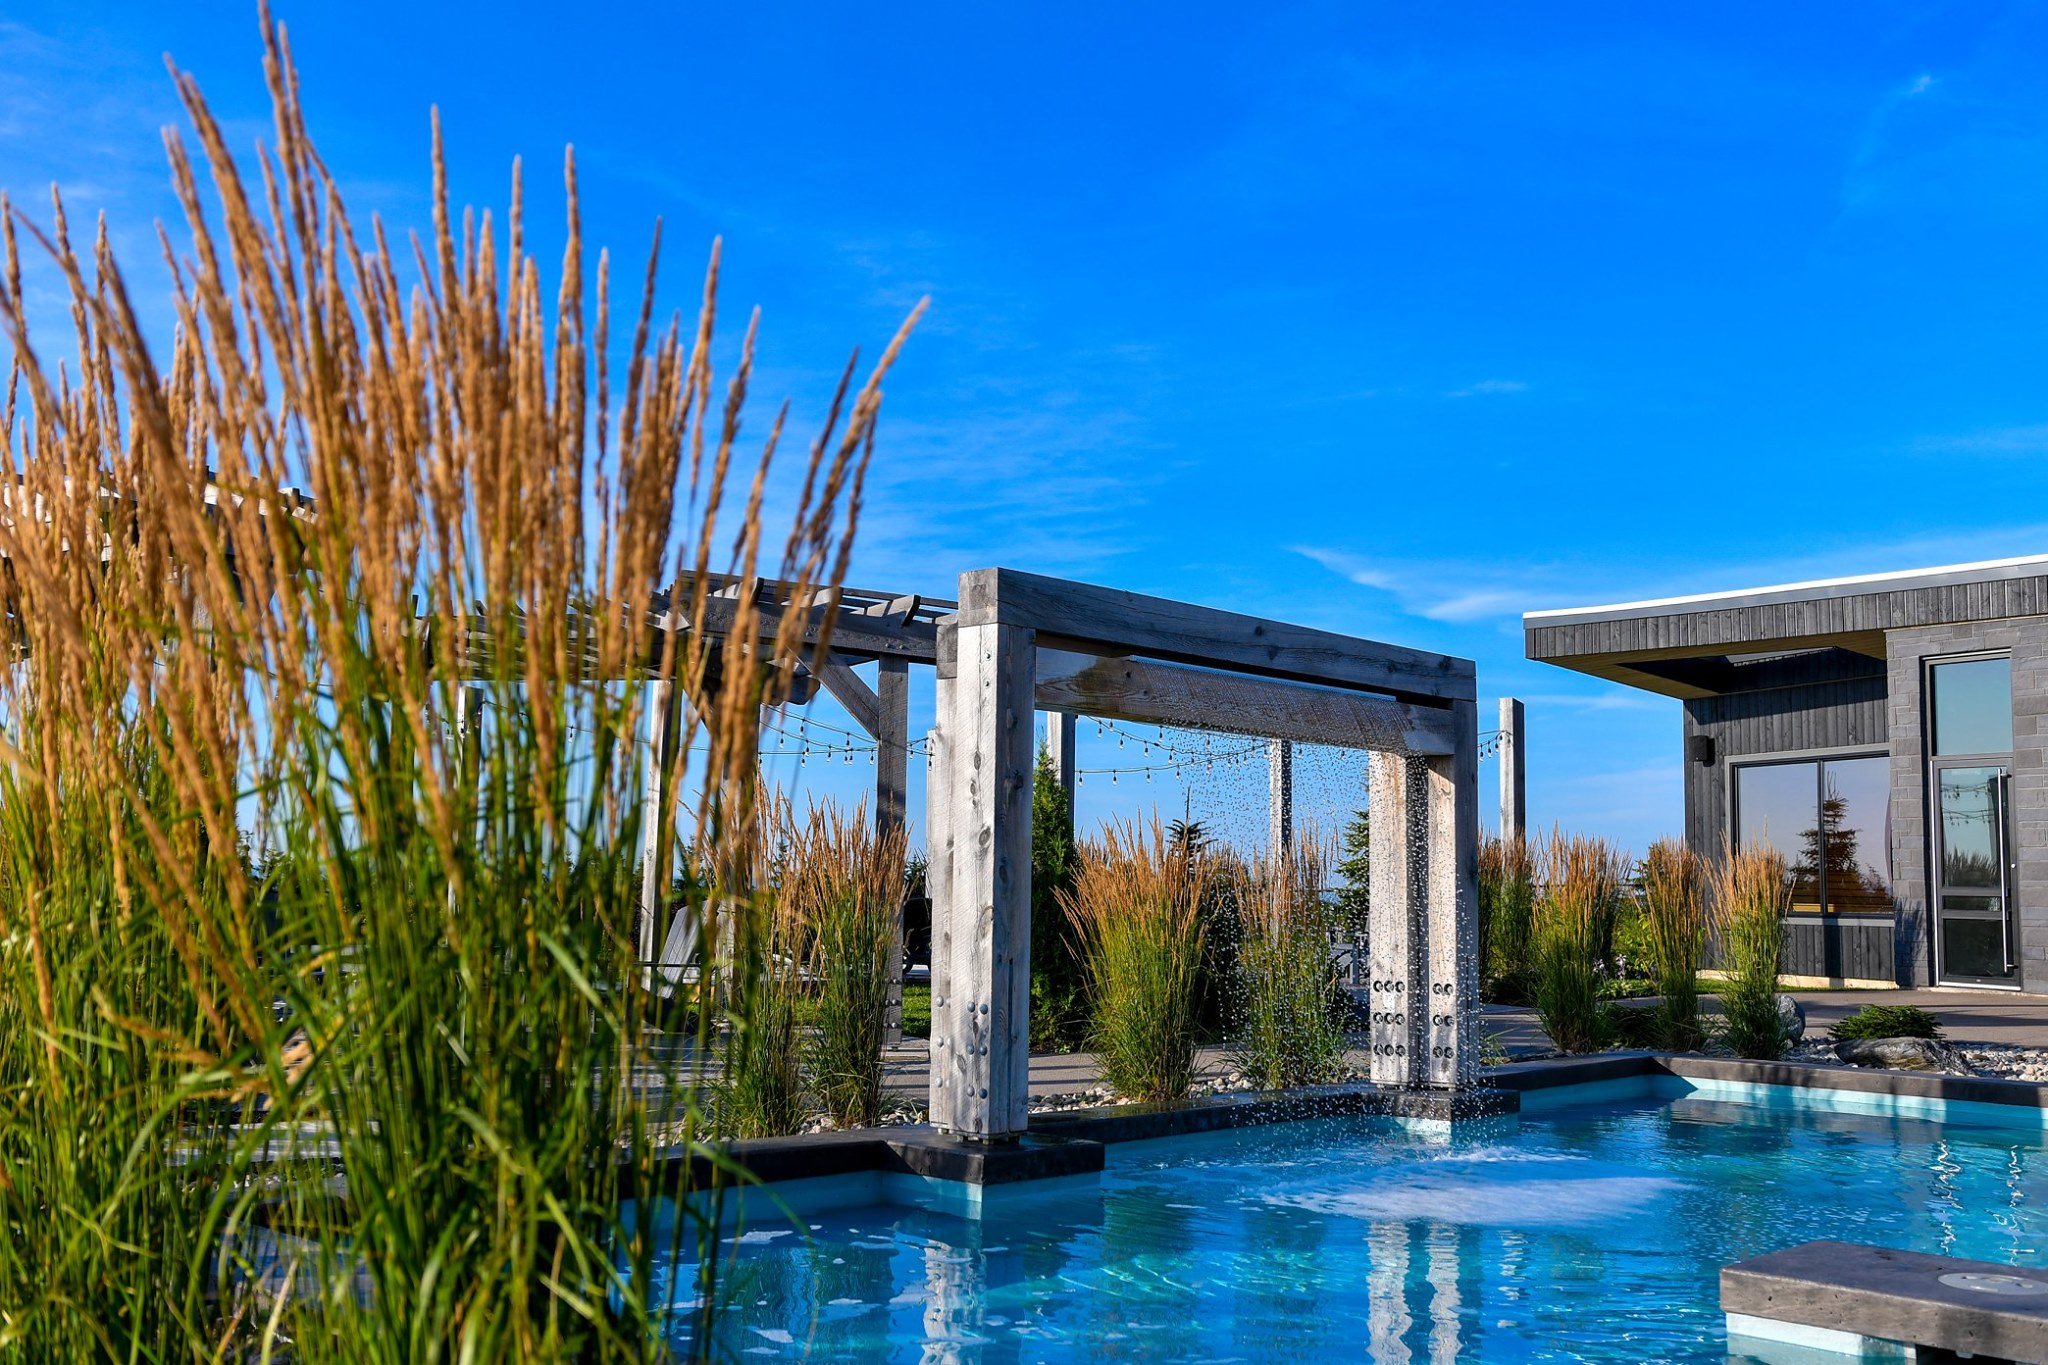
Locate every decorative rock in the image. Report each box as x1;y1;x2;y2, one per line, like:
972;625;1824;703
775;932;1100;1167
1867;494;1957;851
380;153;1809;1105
1775;994;1806;1044
1834;1036;1974;1075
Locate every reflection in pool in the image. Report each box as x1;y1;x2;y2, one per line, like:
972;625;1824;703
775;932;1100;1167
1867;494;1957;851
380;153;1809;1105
665;1090;2047;1362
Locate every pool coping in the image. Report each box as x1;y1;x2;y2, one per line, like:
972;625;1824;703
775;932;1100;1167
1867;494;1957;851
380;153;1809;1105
655;1051;2048;1195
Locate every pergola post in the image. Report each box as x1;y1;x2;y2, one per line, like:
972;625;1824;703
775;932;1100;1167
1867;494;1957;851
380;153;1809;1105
930;619;1035;1140
1499;696;1526;843
1268;738;1293;855
1367;701;1478;1089
638;679;680;992
1046;711;1077;837
875;657;911;1044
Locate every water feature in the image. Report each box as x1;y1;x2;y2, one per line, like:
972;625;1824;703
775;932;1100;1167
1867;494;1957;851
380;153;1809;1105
665;1081;2048;1362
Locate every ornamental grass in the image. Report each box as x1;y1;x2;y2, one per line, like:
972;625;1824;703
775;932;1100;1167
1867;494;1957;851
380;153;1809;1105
1478;833;1537;999
1061;818;1209;1103
1639;838;1711;1050
1229;836;1346;1090
0;10;918;1360
781;800;906;1130
1531;832;1629;1054
1713;843;1791;1060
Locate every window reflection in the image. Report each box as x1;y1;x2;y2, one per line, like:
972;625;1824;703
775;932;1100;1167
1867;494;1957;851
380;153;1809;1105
1733;755;1891;915
1931;657;2013;757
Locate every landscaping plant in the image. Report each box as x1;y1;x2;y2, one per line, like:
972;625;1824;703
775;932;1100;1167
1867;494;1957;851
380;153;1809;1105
1830;1004;1944;1042
784;800;908;1129
1640;839;1711;1050
1061;818;1210;1102
1028;747;1086;1048
1229;837;1347;1090
1478;834;1537;1001
1531;832;1629;1054
0;12;918;1360
1713;843;1792;1060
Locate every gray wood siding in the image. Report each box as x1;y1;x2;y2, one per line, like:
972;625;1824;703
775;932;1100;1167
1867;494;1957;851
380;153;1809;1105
1530;573;2048;663
1680;666;1889;854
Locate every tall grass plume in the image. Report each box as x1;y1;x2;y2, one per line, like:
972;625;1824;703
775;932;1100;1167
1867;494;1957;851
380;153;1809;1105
1229;836;1346;1090
1640;839;1711;1050
1061;818;1209;1103
784;799;907;1129
1531;832;1628;1054
1713;843;1790;1060
0;8;920;1358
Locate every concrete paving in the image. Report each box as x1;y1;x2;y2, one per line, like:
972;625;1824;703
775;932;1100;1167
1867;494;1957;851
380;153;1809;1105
882;987;2048;1098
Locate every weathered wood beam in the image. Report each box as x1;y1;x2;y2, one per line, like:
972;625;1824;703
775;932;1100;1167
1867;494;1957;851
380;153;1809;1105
960;567;1474;703
930;619;1034;1140
875;656;911;1047
637;679;682;991
810;652;882;737
1499;697;1526;843
685;595;939;665
1032;648;1461;756
1366;699;1479;1089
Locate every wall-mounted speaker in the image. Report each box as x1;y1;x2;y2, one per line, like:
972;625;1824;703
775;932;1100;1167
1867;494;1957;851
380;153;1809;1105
1687;735;1717;766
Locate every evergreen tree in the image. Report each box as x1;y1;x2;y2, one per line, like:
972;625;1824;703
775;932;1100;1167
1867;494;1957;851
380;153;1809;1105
1029;746;1085;1047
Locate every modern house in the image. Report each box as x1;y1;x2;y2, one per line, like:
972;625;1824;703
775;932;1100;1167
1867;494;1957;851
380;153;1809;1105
1526;555;2048;994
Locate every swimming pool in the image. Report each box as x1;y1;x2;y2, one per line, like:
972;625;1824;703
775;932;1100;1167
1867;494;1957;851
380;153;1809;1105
674;1081;2048;1361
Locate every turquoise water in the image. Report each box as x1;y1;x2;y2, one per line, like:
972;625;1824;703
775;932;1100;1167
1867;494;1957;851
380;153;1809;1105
678;1087;2047;1362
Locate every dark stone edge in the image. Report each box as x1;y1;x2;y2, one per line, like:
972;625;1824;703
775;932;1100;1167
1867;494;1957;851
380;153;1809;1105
1660;1053;2048;1110
639;1051;2048;1196
643;1084;1518;1194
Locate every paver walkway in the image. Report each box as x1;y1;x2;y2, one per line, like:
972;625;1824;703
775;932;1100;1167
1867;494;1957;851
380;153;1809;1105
883;988;2048;1098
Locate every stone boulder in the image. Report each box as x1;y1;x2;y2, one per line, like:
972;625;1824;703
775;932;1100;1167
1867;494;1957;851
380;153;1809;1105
1775;994;1806;1044
1833;1036;1974;1076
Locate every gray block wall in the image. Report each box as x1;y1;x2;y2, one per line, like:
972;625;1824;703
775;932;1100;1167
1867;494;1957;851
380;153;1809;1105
1886;618;2048;991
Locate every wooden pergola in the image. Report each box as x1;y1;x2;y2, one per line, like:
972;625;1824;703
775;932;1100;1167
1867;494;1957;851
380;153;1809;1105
926;568;1480;1142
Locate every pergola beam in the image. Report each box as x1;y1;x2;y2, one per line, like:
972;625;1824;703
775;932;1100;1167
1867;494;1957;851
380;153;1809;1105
959;567;1474;704
1032;648;1461;755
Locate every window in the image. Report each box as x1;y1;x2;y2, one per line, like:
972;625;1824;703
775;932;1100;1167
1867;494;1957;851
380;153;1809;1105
1931;656;2012;757
1733;754;1892;915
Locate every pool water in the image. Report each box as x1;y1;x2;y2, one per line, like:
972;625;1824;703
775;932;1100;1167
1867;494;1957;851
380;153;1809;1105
678;1087;2047;1362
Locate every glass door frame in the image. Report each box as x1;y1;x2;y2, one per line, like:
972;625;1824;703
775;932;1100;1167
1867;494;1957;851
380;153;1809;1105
1925;651;2020;990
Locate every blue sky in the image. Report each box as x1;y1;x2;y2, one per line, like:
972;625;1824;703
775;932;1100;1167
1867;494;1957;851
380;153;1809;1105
7;3;2048;856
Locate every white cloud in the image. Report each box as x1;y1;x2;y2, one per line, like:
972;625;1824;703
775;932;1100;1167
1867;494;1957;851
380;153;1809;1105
1912;424;2048;457
1446;378;1529;398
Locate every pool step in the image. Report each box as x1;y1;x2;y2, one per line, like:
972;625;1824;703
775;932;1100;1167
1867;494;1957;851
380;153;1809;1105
1723;1240;2048;1363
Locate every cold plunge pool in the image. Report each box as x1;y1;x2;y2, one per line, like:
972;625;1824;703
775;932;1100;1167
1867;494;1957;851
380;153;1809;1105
660;1078;2048;1363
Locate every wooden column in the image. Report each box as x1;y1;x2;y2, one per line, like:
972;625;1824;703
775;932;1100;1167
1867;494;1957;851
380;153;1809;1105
1268;738;1293;855
925;629;957;1115
1499;696;1526;843
876;657;911;1046
876;658;912;833
930;619;1036;1140
1367;750;1426;1087
638;679;680;992
1425;699;1480;1087
1367;702;1479;1089
1046;711;1077;835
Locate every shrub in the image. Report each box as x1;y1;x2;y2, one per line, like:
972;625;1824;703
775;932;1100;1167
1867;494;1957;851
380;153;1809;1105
1479;835;1537;1000
784;801;907;1129
1062;818;1209;1102
1713;844;1791;1060
1640;839;1711;1050
1830;1004;1944;1042
1532;833;1629;1054
1229;837;1346;1090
